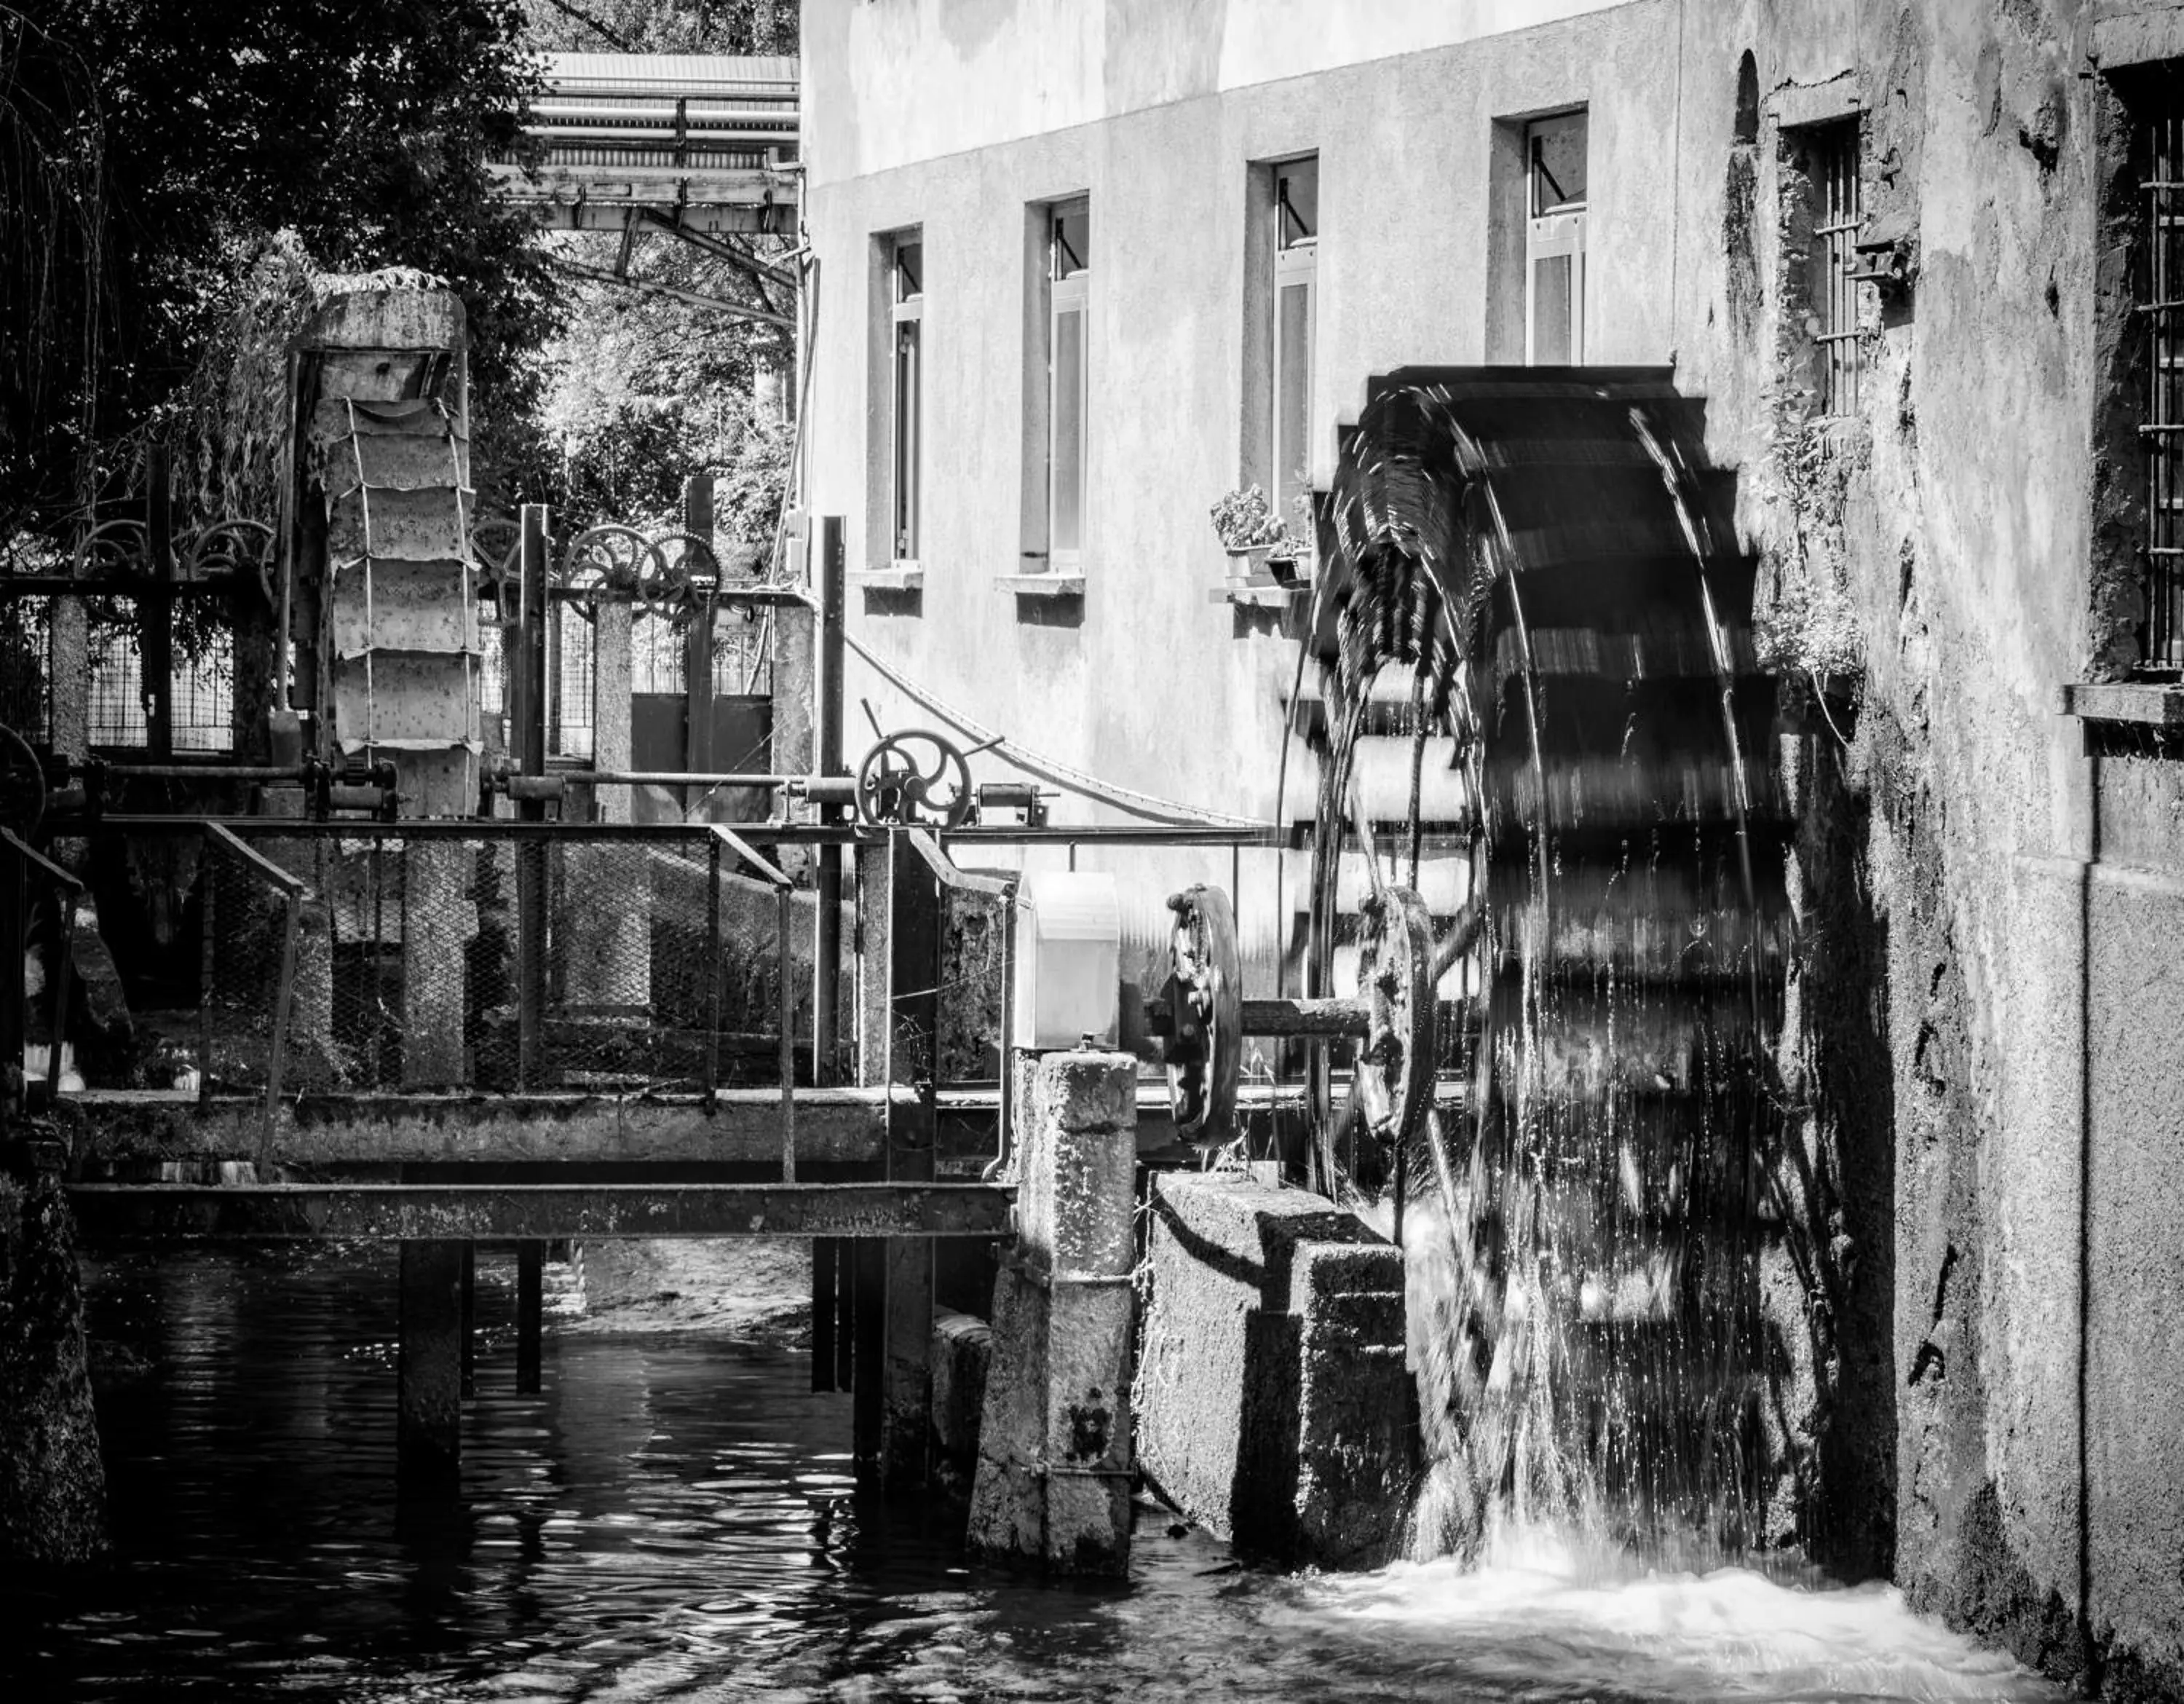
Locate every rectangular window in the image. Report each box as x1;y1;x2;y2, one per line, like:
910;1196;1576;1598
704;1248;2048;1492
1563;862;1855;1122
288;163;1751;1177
1526;111;1588;365
2141;87;2184;666
890;237;923;563
1804;119;1865;417
1047;198;1091;570
1273;157;1318;538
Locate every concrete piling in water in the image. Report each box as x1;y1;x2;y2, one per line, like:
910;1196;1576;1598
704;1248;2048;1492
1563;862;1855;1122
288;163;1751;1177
515;1242;544;1394
397;1239;464;1478
966;1049;1136;1575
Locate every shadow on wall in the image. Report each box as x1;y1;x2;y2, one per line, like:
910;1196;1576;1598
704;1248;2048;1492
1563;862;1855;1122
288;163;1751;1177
1761;677;1898;1580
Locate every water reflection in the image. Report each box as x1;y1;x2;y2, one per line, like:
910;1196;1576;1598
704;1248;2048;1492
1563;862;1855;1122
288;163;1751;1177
7;1247;2071;1703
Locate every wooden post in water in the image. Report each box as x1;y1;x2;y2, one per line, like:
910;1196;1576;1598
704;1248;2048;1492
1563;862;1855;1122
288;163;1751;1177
397;1240;464;1478
515;1242;544;1394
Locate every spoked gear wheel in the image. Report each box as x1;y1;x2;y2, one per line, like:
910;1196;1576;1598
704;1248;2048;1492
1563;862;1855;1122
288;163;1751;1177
856;729;973;829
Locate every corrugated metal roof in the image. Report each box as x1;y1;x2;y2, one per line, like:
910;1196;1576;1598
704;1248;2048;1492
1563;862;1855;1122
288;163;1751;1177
540;52;798;95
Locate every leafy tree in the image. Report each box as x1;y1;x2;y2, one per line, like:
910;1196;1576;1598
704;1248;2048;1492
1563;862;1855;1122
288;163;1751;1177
1;0;552;537
509;0;799;561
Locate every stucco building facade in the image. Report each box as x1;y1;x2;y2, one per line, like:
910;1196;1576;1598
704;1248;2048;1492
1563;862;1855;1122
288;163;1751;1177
800;2;2184;1693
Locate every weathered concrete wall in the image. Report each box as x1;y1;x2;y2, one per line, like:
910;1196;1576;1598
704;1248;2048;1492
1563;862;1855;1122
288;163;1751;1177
804;0;2184;1684
0;1161;106;1566
1677;4;2183;1695
1139;1172;1412;1569
804;1;1685;837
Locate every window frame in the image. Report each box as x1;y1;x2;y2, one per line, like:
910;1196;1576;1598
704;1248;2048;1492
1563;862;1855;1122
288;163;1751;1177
1800;117;1866;419
1524;110;1588;366
1045;198;1091;575
1272;156;1319;539
890;237;924;566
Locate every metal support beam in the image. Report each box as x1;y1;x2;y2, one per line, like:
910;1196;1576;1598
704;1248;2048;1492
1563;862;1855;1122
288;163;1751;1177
516;506;550;1089
882;827;941;1489
812;517;845;1085
66;1181;1013;1242
548;258;796;331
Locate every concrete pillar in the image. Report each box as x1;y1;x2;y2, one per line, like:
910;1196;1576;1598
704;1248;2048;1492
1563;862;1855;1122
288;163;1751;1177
400;840;473;1087
48;596;89;762
515;1242;544;1394
967;1050;1137;1575
397;1239;464;1478
591;600;633;824
769;600;814;880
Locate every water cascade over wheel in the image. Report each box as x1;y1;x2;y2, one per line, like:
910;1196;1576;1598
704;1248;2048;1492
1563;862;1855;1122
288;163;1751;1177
1299;368;1789;1556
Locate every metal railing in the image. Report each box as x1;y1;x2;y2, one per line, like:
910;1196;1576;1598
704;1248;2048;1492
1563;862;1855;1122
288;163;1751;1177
58;819;835;1107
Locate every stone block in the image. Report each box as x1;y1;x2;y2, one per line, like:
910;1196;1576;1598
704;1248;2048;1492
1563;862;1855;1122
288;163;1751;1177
967;1050;1136;1575
931;1308;992;1471
1139;1171;1415;1569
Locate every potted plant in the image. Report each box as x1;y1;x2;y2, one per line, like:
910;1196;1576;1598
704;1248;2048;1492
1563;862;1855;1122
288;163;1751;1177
1209;484;1286;580
1265;491;1316;585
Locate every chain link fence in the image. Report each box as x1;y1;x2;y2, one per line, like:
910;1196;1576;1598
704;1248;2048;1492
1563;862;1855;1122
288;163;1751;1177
183;827;817;1097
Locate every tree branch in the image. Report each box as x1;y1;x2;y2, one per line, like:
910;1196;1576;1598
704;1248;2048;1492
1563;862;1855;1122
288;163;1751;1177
536;0;636;52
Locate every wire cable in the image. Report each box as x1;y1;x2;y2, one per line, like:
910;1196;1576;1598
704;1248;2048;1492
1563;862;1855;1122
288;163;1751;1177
837;628;1273;829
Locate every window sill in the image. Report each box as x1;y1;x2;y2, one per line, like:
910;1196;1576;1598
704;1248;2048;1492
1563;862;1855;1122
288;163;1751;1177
852;563;924;592
1211;578;1307;610
2060;681;2184;727
994;572;1085;599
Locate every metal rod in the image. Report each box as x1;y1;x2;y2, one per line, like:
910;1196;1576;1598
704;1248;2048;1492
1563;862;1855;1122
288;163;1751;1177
813;516;845;1084
517;505;551;1090
705;832;722;1109
262;890;300;1164
206;822;307;896
567;770;793;788
778;884;796;1183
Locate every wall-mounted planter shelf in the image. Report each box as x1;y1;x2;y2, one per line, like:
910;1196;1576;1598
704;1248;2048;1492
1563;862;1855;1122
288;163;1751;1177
852;563;924;592
1213;572;1307;610
2060;681;2184;727
994;573;1085;598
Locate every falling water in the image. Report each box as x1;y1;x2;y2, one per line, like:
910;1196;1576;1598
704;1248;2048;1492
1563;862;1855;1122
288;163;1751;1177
1318;371;1788;1566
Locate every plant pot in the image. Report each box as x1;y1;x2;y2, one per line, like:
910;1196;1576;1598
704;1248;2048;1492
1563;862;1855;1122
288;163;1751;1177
1222;543;1273;581
1265;552;1303;586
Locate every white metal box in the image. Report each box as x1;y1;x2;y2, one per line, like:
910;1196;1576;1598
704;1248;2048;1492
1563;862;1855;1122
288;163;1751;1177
1012;871;1121;1049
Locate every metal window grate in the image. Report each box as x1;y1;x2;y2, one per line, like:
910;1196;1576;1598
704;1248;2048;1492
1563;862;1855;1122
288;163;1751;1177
1811;120;1864;417
2144;87;2184;668
87;628;234;752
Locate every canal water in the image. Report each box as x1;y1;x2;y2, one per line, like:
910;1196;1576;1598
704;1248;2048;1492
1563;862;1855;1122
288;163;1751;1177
8;1246;2070;1703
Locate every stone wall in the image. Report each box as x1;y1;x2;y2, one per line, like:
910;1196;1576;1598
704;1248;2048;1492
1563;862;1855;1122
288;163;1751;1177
794;0;2184;1679
1137;1172;1413;1569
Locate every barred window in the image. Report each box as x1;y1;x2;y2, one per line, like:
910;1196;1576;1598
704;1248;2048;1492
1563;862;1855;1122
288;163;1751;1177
2140;82;2184;668
1803;119;1864;417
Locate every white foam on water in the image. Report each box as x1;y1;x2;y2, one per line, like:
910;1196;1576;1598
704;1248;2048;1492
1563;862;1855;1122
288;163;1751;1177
1299;1527;2068;1703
